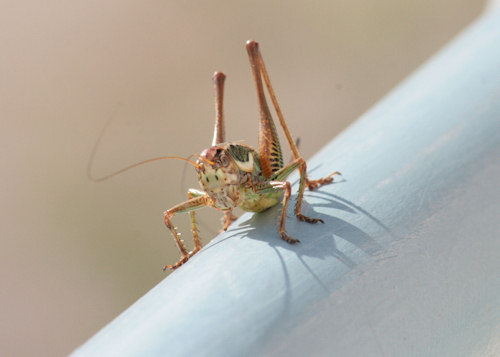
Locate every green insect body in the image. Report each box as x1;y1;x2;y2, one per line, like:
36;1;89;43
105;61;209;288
161;41;340;271
197;143;282;213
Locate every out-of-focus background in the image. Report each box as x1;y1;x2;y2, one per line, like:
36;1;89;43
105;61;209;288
0;1;488;355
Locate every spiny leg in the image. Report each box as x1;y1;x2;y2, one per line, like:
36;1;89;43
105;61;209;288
277;181;300;244
256;180;299;244
187;191;203;255
163;193;209;271
247;40;300;162
293;158;340;221
246;40;284;178
269;158;323;224
246;41;340;196
295;158;325;224
163;213;188;270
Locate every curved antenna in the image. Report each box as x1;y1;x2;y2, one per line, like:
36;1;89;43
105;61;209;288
87;104;122;182
87;105;202;183
179;154;197;201
87;105;215;183
88;156;200;182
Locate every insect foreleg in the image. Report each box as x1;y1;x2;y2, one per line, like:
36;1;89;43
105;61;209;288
186;189;208;255
163;193;210;271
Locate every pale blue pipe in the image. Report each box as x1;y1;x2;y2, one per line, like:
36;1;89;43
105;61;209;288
73;8;500;357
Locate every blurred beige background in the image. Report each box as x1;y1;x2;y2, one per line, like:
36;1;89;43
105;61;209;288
0;0;486;355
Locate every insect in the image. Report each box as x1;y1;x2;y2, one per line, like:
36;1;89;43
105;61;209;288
160;40;340;270
89;40;340;271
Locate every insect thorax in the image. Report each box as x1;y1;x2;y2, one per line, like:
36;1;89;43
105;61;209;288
197;143;263;210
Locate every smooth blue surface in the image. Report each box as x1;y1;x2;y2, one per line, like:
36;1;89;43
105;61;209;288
73;9;500;357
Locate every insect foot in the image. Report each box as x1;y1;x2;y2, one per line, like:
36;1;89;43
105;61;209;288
280;232;300;244
163;247;201;271
163;256;189;271
306;171;342;191
296;213;324;224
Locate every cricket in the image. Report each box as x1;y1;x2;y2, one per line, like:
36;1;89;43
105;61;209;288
90;40;340;270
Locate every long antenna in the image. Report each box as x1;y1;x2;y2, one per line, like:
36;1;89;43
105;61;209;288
87;105;204;183
88;156;200;182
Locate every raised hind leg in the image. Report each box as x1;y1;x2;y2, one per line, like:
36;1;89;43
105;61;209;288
246;40;340;224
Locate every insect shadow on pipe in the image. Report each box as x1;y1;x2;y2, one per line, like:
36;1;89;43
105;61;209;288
240;201;382;254
202;190;385;264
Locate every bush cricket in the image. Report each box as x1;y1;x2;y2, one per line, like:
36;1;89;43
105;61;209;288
90;40;340;271
160;40;339;270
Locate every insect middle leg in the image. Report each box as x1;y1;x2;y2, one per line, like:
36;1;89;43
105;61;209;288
163;190;210;270
255;180;299;244
269;158;325;224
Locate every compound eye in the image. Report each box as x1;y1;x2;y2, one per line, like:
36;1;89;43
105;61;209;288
220;154;229;167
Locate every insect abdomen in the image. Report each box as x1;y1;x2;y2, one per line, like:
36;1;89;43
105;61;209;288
238;189;282;212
